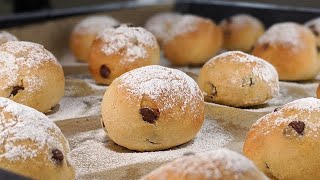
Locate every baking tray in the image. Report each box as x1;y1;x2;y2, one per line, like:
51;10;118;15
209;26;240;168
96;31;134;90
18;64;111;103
0;1;319;179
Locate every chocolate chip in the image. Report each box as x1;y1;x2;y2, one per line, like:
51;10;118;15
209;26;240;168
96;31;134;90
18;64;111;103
288;121;305;135
9;85;24;97
249;77;254;86
262;43;269;50
309;24;319;36
101;120;105;128
211;84;217;97
273;107;281;112
250;46;255;52
140;107;160;124
52;149;64;165
100;65;110;78
317;46;320;52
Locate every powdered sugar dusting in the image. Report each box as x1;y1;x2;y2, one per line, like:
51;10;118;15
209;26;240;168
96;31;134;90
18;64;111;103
0;97;67;161
0;51;19;90
0;41;59;68
117;65;203;114
221;14;263;30
164;14;204;42
143;148;265;179
99;25;158;63
257;22;302;49
69;119;232;178
284;97;320;112
145;12;182;41
212;51;279;95
0;31;18;45
73;16;119;34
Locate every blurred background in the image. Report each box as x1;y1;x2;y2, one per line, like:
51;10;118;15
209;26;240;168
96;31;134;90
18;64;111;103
0;0;320;15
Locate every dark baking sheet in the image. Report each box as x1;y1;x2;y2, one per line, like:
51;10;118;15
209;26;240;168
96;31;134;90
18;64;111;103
175;0;320;26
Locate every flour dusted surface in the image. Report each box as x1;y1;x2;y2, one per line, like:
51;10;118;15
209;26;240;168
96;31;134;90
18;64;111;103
0;97;65;161
0;31;18;44
222;14;263;30
69;119;232;179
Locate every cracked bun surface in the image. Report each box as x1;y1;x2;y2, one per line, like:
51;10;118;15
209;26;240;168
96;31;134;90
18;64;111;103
252;22;319;81
244;97;320;180
89;25;160;85
198;51;279;107
0;41;65;113
141;148;268;180
70;15;119;62
101;65;205;151
0;97;75;180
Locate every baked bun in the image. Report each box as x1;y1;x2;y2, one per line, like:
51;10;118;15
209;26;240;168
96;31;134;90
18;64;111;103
70;15;119;62
244;97;320;180
0;41;65;113
305;17;320;51
145;12;182;46
0;97;75;180
198;51;279;107
163;15;223;66
252;22;319;81
89;25;160;85
220;14;264;52
101;65;204;151
0;31;18;45
141;148;268;180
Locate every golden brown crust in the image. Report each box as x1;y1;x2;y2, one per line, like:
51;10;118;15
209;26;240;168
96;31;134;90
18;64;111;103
101;66;205;151
252;22;319;81
69;32;96;62
220;14;264;52
198;51;279;107
88;26;160;85
163;16;223;66
244;98;320;180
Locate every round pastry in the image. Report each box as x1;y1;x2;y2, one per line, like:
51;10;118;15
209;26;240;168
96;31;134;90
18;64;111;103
144;12;182;46
0;41;65;113
89;25;160;85
163;15;223;66
198;51;279;107
0;97;75;180
141;148;268;180
220;14;264;52
305;17;320;51
0;31;18;45
244;97;320;180
252;22;319;81
101;65;204;151
69;15;120;62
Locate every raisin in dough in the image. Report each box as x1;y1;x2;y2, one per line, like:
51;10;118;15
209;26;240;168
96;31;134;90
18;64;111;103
141;148;268;180
70;15;119;62
101;65;205;151
198;51;279;107
0;41;65;113
244;97;320;180
0;97;75;180
89;25;160;85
